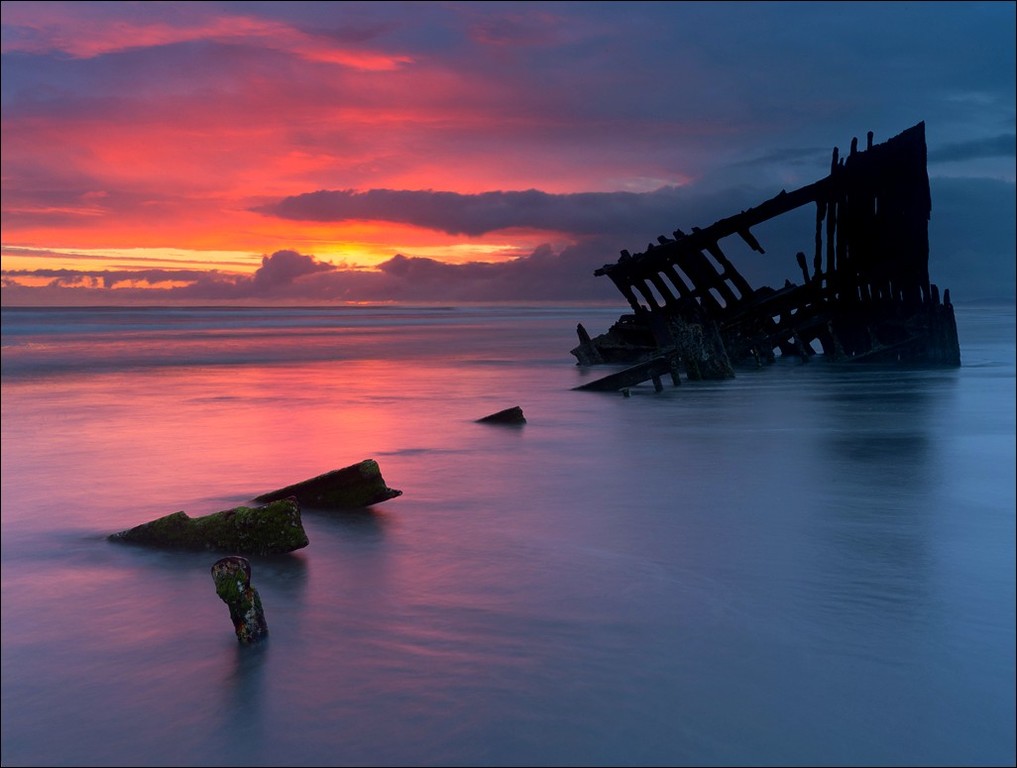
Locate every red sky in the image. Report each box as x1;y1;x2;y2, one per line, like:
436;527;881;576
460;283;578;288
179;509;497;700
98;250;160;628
2;1;1014;304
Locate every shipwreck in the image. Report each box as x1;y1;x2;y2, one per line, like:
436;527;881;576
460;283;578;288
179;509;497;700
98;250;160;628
572;122;961;392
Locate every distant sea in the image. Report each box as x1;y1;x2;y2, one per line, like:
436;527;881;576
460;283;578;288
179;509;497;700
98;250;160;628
2;303;1014;767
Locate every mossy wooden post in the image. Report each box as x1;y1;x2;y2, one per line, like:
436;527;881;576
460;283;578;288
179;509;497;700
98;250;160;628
211;556;268;645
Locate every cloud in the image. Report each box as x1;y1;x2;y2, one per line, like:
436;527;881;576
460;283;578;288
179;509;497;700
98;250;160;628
928;176;1017;302
466;8;569;48
1;250;333;295
0;2;412;70
2;0;1013;308
929;135;1016;163
6;2;1012;259
250;249;335;294
260;186;721;237
5;173;1014;307
1;243;621;305
0;267;219;289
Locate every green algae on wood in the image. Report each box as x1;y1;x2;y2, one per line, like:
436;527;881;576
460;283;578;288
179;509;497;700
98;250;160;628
255;459;402;508
108;498;309;555
211;556;268;645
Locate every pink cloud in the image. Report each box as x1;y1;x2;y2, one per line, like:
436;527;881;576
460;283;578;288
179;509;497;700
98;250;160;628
0;2;411;70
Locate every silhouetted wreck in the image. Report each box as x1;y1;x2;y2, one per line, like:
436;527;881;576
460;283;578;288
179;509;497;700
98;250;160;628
573;122;961;392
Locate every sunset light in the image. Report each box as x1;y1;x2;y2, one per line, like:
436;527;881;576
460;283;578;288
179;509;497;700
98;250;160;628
2;2;1013;304
2;5;1014;767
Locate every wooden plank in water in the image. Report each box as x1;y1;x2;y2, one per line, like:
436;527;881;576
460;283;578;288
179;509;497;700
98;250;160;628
573;355;676;392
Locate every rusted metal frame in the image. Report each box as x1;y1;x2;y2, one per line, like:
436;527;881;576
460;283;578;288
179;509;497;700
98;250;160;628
594;178;830;282
701;238;754;301
766;292;826;348
606;272;645;314
828;123;932;314
629;278;662;311
671;178;829;258
660;262;694;299
813;199;826;285
644;271;679;308
665;244;731;312
720;282;800;326
819;142;844;304
737;228;765;253
611;239;726;314
580;122;958;374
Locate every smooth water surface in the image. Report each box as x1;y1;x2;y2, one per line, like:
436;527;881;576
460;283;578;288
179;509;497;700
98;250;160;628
2;304;1014;767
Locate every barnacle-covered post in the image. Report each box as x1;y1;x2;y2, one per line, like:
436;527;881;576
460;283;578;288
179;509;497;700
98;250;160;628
211;556;268;645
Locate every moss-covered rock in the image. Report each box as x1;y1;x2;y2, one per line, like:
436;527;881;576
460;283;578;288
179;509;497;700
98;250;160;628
255;459;402;508
108;497;309;555
211;556;268;645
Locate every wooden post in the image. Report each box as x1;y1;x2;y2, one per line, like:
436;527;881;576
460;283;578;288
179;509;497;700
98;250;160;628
211;556;268;645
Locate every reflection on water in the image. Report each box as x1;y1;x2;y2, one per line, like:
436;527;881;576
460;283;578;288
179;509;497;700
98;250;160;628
1;305;1013;766
219;642;270;762
302;507;390;542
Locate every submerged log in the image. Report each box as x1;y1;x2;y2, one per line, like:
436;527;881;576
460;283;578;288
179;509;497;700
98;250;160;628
108;498;309;555
255;459;402;508
476;405;527;425
211;556;268;645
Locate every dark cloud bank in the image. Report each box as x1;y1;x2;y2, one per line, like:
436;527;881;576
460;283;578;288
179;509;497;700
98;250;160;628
4;177;1014;305
259;187;703;238
257;175;1015;303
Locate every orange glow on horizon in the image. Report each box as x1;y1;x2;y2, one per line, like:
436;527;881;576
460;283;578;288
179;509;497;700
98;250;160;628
2;218;572;278
0;2;698;301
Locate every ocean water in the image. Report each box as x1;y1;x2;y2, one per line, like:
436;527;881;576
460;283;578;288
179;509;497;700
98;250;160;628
1;303;1014;767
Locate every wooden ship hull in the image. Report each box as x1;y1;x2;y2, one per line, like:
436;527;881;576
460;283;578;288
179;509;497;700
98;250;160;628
572;122;961;392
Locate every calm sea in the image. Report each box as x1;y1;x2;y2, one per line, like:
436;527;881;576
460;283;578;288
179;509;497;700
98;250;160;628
1;304;1014;767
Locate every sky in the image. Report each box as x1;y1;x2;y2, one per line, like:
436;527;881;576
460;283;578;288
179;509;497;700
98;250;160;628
1;0;1014;305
